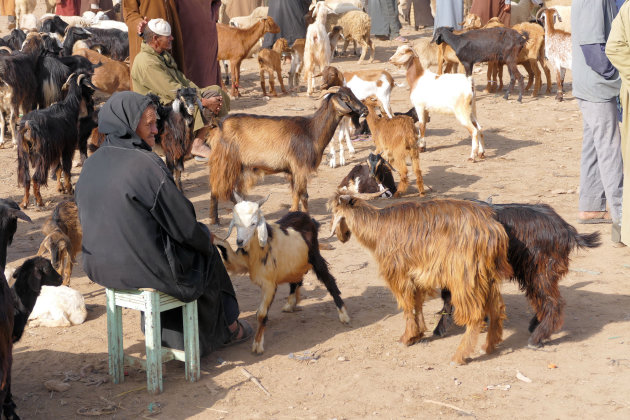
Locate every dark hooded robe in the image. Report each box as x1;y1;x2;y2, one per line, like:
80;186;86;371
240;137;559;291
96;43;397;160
75;91;237;355
262;0;311;48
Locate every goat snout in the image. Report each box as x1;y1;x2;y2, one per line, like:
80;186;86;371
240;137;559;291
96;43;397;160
236;239;244;247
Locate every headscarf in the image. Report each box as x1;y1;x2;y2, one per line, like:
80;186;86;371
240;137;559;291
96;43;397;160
98;91;154;150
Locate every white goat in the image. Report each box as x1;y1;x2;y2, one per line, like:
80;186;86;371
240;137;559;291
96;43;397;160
213;195;350;354
538;8;572;101
389;45;484;162
510;0;544;26
28;285;87;327
304;2;333;96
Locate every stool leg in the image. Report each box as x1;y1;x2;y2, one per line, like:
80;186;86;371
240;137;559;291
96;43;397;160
106;289;124;384
144;291;163;394
183;301;200;382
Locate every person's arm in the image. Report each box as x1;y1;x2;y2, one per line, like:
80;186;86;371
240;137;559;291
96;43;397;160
150;175;215;256
606;4;630;85
582;43;618;78
140;60;185;102
577;1;617;78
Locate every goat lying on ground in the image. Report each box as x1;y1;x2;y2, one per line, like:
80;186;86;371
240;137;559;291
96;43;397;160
17;73;97;208
147;88;200;191
208;86;366;224
338;152;396;197
432;26;529;102
37;200;82;286
218;17;281;97
257;38;291;97
434;201;601;348
28;285;87;328
363;97;424;197
213;195;349;354
329;193;513;364
389;45;484;162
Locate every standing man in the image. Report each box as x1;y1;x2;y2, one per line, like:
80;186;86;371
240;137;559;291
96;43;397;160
123;0;185;75
434;0;464;34
368;0;406;42
401;0;434;31
606;0;630;245
470;0;511;26
572;0;624;244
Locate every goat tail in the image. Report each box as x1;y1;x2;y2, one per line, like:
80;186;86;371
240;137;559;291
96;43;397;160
574;231;601;250
209;135;242;201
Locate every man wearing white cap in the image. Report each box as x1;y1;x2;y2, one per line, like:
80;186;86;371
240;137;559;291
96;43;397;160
131;18;229;160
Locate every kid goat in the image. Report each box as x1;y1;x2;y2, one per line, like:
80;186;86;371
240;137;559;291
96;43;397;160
213;194;349;354
388;45;485;162
329;193;513;364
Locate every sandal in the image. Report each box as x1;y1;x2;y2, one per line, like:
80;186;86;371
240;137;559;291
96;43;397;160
222;319;253;348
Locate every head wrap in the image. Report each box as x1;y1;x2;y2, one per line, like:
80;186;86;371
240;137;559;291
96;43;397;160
147;18;171;37
98;91;154;149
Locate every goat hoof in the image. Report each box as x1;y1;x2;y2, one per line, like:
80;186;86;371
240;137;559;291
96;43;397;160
478;153;486;160
252;341;264;354
419;146;426;153
19;200;28;209
399;333;422;346
338;306;350;324
527;341;543;350
467;157;475;163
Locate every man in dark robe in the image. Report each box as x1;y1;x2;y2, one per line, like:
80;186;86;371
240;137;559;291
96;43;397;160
263;0;310;48
75;92;251;355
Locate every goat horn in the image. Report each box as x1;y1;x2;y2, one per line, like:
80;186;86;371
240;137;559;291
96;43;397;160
0;46;11;54
317;86;341;100
329;214;343;238
77;73;86;85
224;218;235;240
63;73;76;88
535;7;547;21
354;190;389;200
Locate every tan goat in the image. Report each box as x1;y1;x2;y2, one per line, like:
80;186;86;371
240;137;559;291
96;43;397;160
363;97;424;197
257;38;291;97
73;48;130;94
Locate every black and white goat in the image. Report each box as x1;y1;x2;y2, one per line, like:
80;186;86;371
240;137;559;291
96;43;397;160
76;27;129;61
147;88;201;191
213;195;350;354
338;152;396;198
17;73;97;208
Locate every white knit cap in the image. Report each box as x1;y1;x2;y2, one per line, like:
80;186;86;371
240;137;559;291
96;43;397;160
147;18;171;37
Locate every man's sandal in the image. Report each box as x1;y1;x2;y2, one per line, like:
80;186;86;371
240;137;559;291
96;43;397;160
222;319;253;348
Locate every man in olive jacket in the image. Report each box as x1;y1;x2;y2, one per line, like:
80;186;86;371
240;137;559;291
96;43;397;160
131;18;229;159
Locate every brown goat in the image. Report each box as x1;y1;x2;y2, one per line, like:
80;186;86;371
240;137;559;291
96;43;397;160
329;193;513;364
73;48;130;94
217;17;281;98
208;86;367;224
363;97;424;197
37;200;82;286
257;38;291;97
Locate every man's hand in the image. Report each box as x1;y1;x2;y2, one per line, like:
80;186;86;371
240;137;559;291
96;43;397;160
137;17;149;36
201;95;223;115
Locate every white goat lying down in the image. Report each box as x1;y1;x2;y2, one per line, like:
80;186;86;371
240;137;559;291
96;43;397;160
213;194;350;354
28;285;87;327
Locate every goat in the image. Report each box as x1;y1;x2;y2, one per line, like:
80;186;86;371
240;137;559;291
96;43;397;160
325;9;374;63
434;202;601;348
434;14;485;75
147;88;200;191
2;29;27;51
288;38;305;92
0;82;14;148
218;17;281;97
61;26;93;57
304;2;333;96
257;38;290;97
0;199;32;271
37;200;82;286
338;152;396;197
77;27;129;61
17;73;97;208
389;45;485;162
213;195;350;354
1;257;61;419
319;65;396;167
328;25;344;57
432;26;528;102
28;285;87;327
537;7;571;101
208;86;366;224
363;97;424;197
39;15;68;36
73;48;130;94
329;193;513;364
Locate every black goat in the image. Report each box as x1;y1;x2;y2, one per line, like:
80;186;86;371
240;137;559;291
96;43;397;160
61;26;92;57
40;16;68;36
435;202;601;348
80;28;129;61
147;88;201;191
2;29;26;52
0;199;31;270
0;257;62;420
338;152;396;198
432;26;528;102
17;73;97;209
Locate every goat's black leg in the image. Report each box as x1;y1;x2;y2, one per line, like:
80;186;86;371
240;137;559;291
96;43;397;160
2;375;19;420
209;194;220;225
309;249;350;324
282;280;303;312
433;288;454;337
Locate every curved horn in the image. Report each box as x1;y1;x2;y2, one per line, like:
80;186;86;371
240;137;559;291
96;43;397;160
77;73;86;85
328;214;343;238
317;86;341;100
535;7;547;21
0;46;11;54
62;72;76;89
224;218;235;240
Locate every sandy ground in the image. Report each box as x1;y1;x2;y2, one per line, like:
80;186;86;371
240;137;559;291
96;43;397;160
2;11;630;420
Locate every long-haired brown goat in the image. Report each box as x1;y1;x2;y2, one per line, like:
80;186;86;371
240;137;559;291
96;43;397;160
329;193;513;364
363;97;424;197
37;200;82;286
434;202;601;348
208;86;366;224
213;195;349;354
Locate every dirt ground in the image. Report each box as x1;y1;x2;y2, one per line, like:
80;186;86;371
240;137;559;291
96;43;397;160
2;14;630;420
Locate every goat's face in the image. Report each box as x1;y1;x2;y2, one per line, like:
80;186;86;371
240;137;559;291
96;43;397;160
320;66;344;90
38;231;72;274
0;199;31;246
430;27;453;46
389;45;416;67
20;32;45;54
460;13;481;30
226;195;270;248
263;17;281;34
367;153;384;179
12;256;63;293
330;87;367;118
173;87;198;117
328;194;356;243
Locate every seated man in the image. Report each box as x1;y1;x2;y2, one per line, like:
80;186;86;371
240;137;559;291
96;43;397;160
131;18;229;159
75;91;251;355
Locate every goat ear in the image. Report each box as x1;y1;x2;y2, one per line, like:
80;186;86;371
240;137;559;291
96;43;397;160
172;98;181;113
233;192;244;203
332;97;353;114
257;194;270;208
9;208;32;223
224;218;235;240
257;216;268;247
